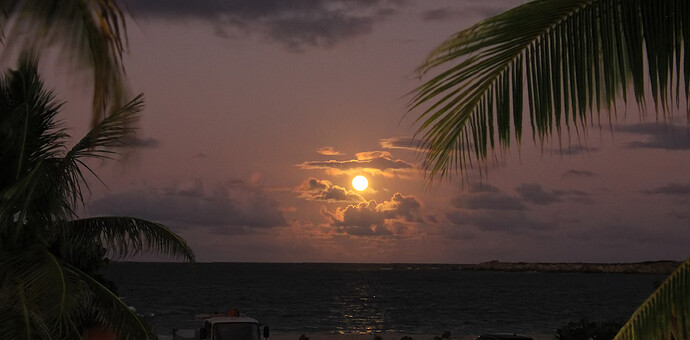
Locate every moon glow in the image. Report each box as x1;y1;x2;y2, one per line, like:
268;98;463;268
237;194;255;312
352;175;368;191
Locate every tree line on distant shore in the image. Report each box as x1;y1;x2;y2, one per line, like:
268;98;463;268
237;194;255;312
461;260;681;275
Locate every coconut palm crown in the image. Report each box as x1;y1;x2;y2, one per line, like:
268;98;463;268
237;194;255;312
0;0;130;126
0;56;195;339
410;1;689;339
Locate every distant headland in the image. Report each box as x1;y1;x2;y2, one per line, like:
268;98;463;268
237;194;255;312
456;260;680;274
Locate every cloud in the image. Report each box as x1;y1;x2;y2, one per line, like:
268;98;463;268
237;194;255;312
561;170;595;178
316;146;344;156
379;136;427;152
127;0;404;52
297;152;416;177
516;183;562;205
549;144;600;155
570;223;690;247
446;209;551;232
295;178;365;202
420;8;462;22
618;123;690;150
446;184;552;233
465;0;520;18
124;136;160;148
421;1;519;22
322;193;423;237
355;151;392;160
641;183;690;196
88;179;286;234
377;193;423;222
452;184;525;211
516;183;593;205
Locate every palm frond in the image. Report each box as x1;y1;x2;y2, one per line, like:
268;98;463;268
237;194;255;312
0;246;87;339
614;258;690;340
0;0;130;124
66;93;143;161
0;54;66;181
410;0;690;179
0;284;52;340
57;94;144;210
0;54;72;243
61;216;195;262
64;262;158;340
1;59;143;239
0;243;158;339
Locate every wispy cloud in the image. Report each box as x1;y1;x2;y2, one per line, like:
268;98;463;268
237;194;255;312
516;183;593;205
127;0;404;52
549;144;600;155
297;151;416;177
379;136;427;152
419;8;462;22
124;136;160;149
452;184;525;211
316;146;345;156
421;0;521;22
619;123;690;150
641;183;690;196
561;169;596;178
294;178;365;202
355;151;392;160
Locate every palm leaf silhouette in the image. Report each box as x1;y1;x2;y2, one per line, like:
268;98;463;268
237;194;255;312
411;0;689;179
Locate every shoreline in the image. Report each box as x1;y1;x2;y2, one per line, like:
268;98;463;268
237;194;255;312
455;260;679;274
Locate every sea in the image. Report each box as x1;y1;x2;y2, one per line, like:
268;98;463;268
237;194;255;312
102;262;666;337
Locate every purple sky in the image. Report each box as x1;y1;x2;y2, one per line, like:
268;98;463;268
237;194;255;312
43;0;690;263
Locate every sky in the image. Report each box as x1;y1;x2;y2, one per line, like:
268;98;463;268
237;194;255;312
36;0;690;263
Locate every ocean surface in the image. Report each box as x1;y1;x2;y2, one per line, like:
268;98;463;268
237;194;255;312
102;262;666;337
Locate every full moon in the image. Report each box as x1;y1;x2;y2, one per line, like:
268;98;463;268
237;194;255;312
352;175;368;191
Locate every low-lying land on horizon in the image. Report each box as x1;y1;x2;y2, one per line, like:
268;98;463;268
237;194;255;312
456;260;680;274
364;260;679;274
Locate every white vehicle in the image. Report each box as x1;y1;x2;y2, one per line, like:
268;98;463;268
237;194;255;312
173;312;270;340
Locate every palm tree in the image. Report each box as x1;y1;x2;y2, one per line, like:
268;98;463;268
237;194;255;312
0;55;195;339
0;0;130;126
409;0;689;339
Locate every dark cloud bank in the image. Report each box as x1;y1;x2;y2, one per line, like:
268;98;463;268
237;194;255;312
124;0;404;51
446;183;592;233
89;179;286;234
